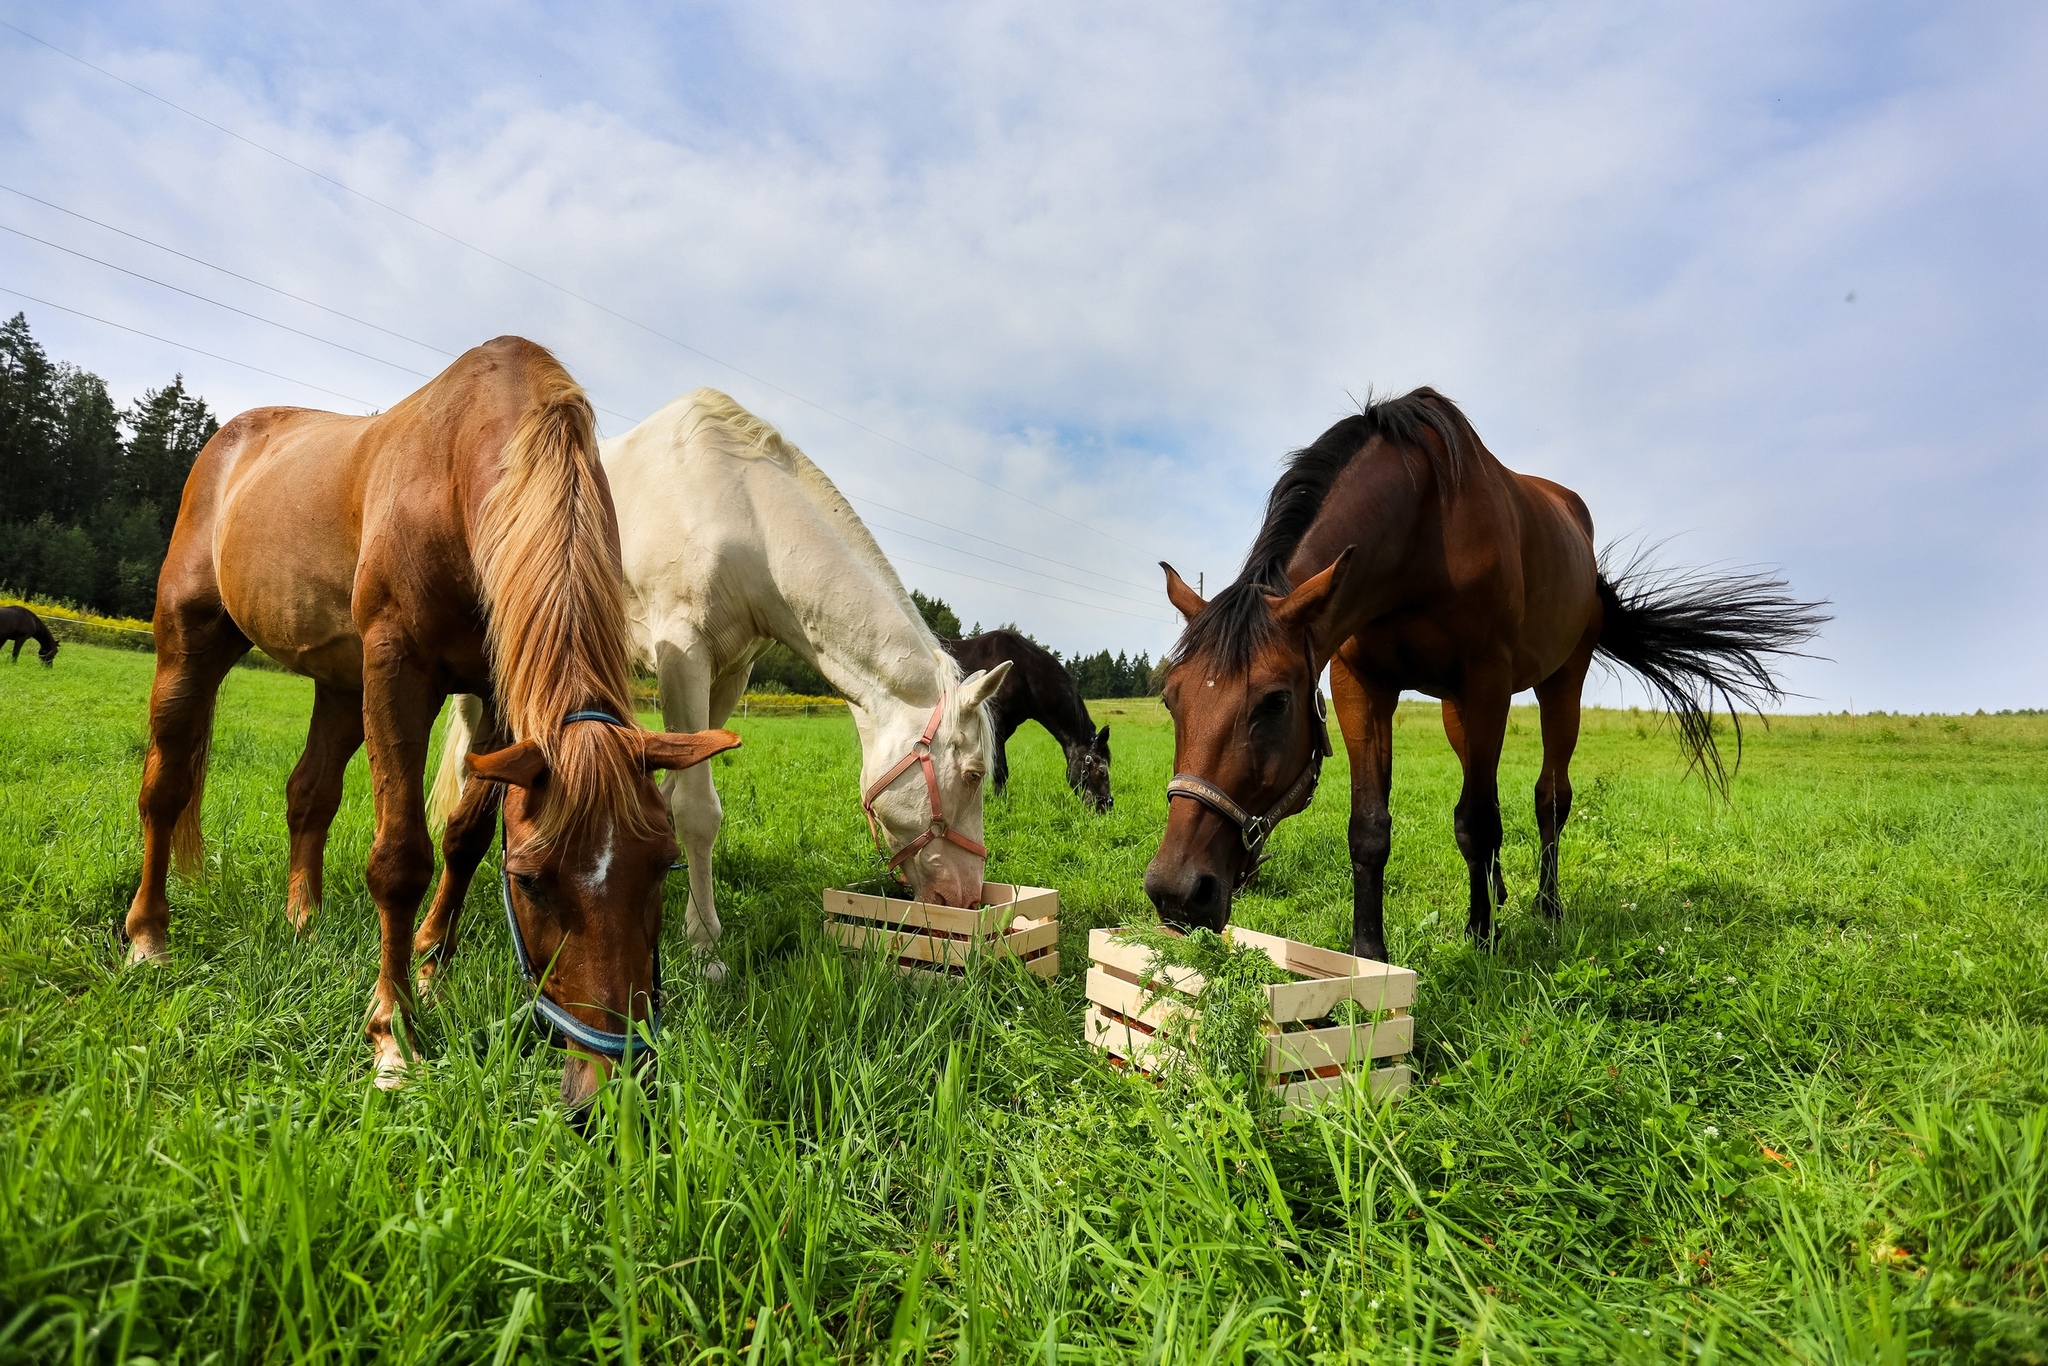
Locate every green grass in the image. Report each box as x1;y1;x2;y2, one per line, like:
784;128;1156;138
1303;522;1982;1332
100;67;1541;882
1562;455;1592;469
2;643;2045;1363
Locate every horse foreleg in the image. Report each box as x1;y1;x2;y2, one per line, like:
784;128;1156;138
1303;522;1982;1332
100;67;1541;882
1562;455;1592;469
1331;649;1397;963
414;771;503;1000
284;684;364;932
359;634;442;1087
1443;683;1511;947
1533;634;1596;922
655;638;727;979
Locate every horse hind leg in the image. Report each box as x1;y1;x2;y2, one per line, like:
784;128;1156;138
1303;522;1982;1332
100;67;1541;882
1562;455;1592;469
284;684;364;932
1443;684;1511;947
1533;636;1595;922
126;612;250;962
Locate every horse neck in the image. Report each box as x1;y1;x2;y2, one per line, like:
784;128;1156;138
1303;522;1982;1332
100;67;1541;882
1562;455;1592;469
1286;443;1433;644
1025;665;1095;756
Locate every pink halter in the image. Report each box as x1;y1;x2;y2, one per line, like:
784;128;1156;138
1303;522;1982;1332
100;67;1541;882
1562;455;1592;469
861;697;988;871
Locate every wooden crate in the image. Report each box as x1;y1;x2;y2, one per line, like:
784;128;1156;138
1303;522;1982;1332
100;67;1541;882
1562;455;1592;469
823;882;1060;978
1083;926;1416;1105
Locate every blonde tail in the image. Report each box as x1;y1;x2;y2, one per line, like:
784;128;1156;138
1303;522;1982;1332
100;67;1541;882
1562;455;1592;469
428;694;484;835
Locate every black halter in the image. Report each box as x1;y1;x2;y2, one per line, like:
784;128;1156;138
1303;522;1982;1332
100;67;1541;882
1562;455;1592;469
498;708;664;1059
1164;637;1332;891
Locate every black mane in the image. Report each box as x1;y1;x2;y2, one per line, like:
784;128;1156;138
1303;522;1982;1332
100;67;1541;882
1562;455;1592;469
1171;387;1470;672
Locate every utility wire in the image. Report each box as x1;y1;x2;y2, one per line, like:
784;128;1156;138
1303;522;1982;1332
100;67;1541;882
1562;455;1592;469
3;222;434;377
0;181;458;358
0;17;1160;563
0;286;379;406
883;551;1174;624
860;513;1166;610
845;492;1161;595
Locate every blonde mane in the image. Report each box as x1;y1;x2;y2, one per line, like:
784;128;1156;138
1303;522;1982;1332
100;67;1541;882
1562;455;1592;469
473;355;653;850
679;388;942;657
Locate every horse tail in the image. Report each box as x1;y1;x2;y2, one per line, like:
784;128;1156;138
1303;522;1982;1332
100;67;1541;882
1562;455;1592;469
472;349;646;851
1594;543;1828;794
427;694;484;835
170;714;214;877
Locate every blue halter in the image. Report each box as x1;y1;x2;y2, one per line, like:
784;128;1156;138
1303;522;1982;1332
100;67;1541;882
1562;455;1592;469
499;709;663;1059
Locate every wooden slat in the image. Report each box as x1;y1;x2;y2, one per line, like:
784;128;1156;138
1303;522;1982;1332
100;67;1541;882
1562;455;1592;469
1274;1064;1411;1107
830;920;980;967
1086;929;1207;994
1025;951;1060;979
1083;1007;1179;1070
995;918;1060;958
1264;964;1417;1023
1264;1014;1415;1074
1227;925;1390;981
982;884;1060;924
823;887;996;936
1084;967;1191;1031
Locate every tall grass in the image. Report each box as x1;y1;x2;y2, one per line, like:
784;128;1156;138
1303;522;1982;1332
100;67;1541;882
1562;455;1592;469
1;646;2043;1362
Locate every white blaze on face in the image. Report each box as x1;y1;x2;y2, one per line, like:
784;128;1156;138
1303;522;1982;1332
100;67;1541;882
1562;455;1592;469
582;823;616;893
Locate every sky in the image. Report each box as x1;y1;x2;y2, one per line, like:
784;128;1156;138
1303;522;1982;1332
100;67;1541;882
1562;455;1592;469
2;1;2042;711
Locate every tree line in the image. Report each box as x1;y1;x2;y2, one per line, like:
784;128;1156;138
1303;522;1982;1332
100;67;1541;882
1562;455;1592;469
926;591;1164;699
0;314;219;620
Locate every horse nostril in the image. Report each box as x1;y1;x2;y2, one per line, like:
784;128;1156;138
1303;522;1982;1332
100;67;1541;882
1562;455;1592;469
1191;874;1220;914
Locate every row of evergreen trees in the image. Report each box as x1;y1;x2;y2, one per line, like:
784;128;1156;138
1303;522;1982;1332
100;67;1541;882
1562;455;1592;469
0;314;219;619
0;314;1168;694
926;592;1164;699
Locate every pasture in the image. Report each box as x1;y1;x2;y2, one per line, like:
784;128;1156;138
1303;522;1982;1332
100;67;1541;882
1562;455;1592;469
2;643;2044;1363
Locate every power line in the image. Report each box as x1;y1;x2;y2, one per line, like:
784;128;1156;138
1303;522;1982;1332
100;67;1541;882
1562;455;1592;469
0;17;1160;562
861;514;1166;611
845;492;1161;595
885;552;1174;624
0;286;380;406
0;181;459;359
2;222;434;377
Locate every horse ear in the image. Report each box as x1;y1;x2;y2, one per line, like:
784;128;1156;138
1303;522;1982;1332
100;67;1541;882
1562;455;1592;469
1094;724;1110;757
1266;546;1356;646
641;728;743;774
1161;562;1206;622
467;740;549;789
959;660;1012;711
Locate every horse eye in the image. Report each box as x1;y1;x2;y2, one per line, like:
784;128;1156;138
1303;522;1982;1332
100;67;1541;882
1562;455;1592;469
512;871;542;896
1254;691;1291;718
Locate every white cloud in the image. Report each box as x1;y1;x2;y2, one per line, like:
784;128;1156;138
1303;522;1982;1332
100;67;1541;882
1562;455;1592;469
2;1;2041;707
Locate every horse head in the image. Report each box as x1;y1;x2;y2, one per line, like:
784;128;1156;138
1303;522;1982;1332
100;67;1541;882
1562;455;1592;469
1067;725;1113;812
863;657;1012;907
1144;552;1352;931
467;724;740;1111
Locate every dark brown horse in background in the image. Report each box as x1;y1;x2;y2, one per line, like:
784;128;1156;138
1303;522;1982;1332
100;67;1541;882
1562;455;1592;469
133;337;738;1101
944;629;1113;811
1146;388;1825;961
2;605;59;665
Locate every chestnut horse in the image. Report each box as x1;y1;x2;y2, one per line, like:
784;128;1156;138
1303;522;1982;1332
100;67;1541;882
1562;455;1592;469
1146;388;1825;961
130;337;739;1101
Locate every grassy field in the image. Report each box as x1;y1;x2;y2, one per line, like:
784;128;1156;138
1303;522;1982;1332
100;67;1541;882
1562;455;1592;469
2;642;2044;1363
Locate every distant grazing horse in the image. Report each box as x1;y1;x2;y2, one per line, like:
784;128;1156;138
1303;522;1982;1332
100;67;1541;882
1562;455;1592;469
1147;388;1825;961
432;388;1009;977
1;606;58;665
944;630;1112;811
134;338;739;1101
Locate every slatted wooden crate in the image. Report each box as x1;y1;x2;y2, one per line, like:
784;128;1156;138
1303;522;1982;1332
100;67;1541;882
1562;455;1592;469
823;883;1060;978
1083;926;1416;1104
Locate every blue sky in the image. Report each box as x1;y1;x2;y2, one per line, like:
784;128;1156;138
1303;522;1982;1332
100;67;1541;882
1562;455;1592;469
2;1;2042;710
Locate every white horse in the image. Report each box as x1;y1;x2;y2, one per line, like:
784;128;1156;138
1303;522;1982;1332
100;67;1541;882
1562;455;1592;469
420;389;1010;982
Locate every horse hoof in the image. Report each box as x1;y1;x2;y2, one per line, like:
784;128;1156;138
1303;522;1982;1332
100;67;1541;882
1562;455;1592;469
699;956;727;984
126;935;169;965
373;1054;408;1090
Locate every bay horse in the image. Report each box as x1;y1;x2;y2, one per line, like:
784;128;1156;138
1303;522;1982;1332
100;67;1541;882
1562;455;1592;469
132;337;739;1101
943;629;1112;811
1146;388;1825;961
1;605;58;665
430;388;1009;978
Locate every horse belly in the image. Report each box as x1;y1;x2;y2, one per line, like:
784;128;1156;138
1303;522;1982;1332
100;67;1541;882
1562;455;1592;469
212;436;366;687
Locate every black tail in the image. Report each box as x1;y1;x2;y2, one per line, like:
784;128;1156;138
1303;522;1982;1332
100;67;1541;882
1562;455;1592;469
1594;543;1829;794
